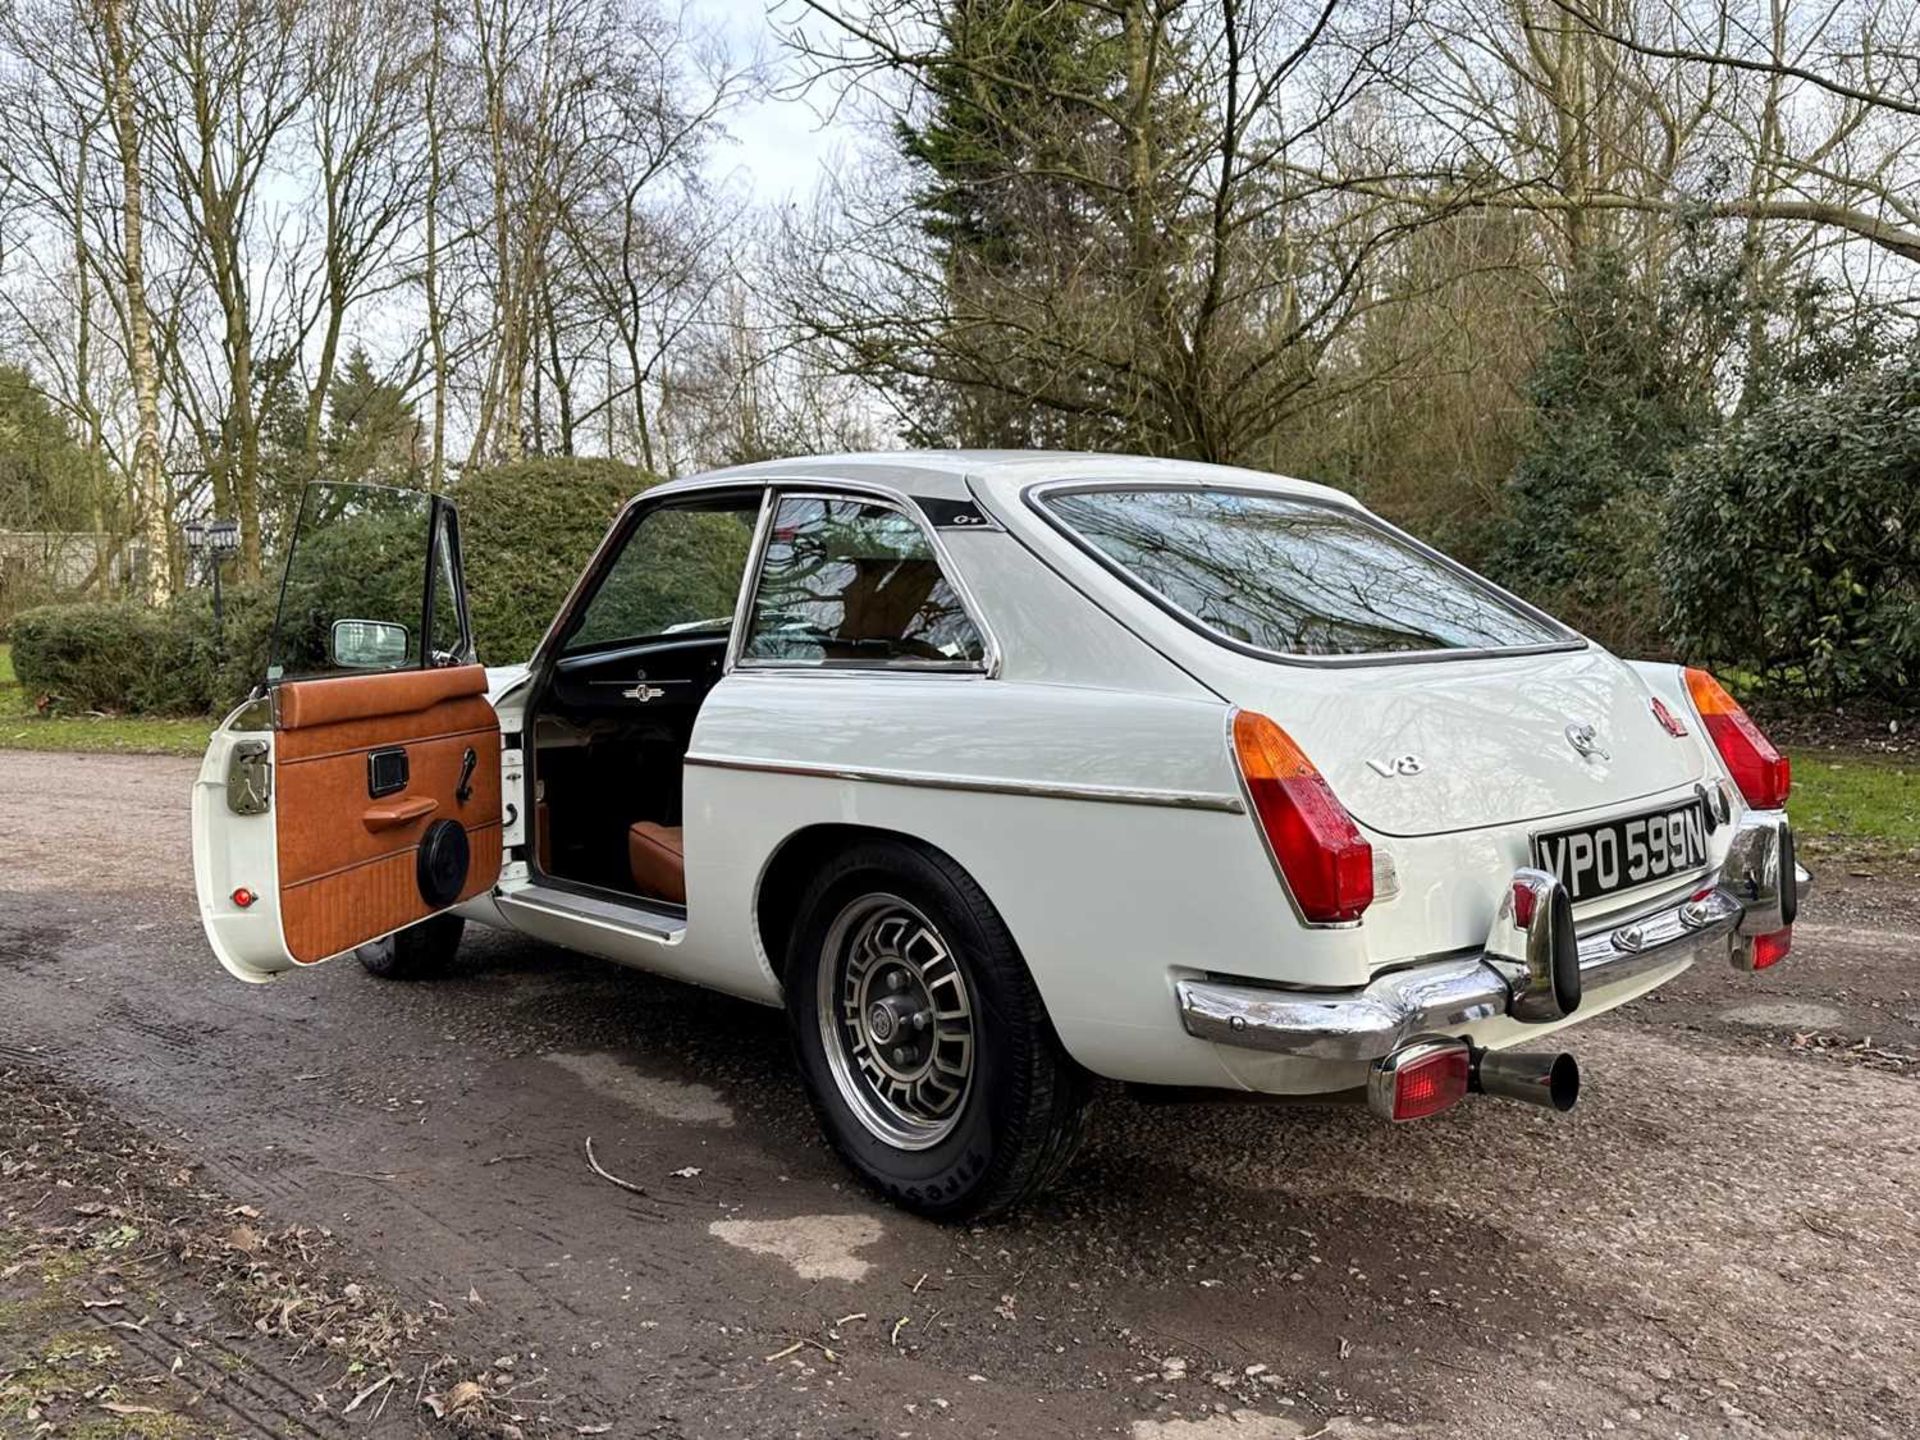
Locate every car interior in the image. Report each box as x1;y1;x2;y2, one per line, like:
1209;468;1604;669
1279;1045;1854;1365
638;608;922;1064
528;491;762;910
525;485;991;912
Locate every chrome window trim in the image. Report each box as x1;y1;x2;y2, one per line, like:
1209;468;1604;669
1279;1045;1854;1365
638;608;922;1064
722;489;780;675
683;752;1244;813
728;484;1002;679
529;480;774;676
1022;478;1587;669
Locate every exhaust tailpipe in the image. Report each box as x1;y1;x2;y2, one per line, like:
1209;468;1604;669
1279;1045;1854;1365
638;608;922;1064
1471;1048;1579;1112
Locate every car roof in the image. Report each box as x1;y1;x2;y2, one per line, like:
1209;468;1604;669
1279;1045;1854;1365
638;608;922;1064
654;450;1362;511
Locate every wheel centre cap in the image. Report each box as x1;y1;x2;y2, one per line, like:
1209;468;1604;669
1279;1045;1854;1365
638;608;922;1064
867;1003;898;1043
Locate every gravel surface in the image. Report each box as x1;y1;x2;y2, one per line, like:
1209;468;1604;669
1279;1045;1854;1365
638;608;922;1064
0;749;1915;1438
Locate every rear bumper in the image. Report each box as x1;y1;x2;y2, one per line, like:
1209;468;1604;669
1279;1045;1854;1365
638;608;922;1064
1177;811;1811;1063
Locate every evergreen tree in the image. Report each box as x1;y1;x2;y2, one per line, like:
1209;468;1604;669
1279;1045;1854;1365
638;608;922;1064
0;364;102;533
1488;253;1719;653
892;0;1132;447
324;348;424;485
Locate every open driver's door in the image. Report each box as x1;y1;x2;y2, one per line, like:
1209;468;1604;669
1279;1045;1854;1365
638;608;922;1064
193;484;502;982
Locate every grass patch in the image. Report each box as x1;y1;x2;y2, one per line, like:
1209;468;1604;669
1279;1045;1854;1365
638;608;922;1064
1789;746;1920;862
0;644;210;757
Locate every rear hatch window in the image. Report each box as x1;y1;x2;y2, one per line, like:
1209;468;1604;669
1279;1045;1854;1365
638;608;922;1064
1037;486;1578;661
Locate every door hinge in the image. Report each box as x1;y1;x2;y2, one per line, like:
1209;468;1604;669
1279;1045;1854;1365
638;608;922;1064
226;740;272;815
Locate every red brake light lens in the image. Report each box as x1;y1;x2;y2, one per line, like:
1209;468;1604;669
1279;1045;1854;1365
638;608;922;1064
1231;710;1373;924
1390;1047;1470;1121
1683;669;1790;808
1751;926;1793;970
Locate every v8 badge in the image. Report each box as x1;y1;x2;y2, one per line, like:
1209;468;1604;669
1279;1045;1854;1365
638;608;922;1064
1365;754;1425;778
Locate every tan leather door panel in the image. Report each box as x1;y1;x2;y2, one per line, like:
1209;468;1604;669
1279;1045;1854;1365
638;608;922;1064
276;666;501;964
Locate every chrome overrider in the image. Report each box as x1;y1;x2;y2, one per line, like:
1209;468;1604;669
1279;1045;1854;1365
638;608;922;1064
1176;811;1812;1064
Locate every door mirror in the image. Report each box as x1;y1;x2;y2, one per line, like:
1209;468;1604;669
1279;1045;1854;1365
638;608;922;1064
330;618;410;669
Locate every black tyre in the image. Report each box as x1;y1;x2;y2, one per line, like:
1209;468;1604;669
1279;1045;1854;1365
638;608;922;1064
784;841;1091;1221
356;913;465;981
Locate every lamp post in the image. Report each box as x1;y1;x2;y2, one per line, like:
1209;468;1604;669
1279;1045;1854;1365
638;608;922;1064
182;517;241;651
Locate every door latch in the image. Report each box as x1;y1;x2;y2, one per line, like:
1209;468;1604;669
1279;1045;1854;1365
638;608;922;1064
226;740;272;815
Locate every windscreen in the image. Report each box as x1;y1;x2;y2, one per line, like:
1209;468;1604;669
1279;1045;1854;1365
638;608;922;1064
1042;487;1575;659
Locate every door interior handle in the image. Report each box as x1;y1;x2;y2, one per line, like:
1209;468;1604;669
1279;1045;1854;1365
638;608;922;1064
363;795;439;832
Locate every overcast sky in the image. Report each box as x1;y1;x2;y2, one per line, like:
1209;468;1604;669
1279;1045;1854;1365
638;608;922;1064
687;0;858;205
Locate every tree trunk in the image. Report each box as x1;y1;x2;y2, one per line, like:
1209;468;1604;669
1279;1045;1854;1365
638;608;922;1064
100;0;170;606
425;0;448;490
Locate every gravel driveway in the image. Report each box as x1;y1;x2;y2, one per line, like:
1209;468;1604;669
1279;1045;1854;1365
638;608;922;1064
1;749;1915;1438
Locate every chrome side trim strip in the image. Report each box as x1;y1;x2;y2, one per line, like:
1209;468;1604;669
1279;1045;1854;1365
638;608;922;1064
682;753;1246;813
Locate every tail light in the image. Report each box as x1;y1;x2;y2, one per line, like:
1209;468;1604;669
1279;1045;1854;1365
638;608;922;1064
1683;669;1790;809
1368;1040;1470;1121
1231;710;1373;924
1750;926;1793;970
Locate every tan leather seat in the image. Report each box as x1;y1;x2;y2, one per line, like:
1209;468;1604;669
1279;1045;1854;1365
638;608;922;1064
627;822;686;904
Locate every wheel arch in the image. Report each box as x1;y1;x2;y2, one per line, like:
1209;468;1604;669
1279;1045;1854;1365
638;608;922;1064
753;822;1004;987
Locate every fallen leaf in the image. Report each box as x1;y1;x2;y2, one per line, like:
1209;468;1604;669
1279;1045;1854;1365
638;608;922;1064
227;1225;263;1254
670;1166;701;1179
99;1403;164;1417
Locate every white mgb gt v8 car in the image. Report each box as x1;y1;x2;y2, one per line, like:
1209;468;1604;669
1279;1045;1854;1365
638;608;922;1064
193;452;1811;1218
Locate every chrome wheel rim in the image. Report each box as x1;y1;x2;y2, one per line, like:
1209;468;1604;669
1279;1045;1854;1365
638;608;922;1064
816;893;975;1151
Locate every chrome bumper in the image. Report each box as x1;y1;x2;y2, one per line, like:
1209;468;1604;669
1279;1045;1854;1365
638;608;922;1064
1177;812;1812;1064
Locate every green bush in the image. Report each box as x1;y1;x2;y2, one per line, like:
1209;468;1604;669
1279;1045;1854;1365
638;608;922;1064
10;584;274;717
1486;251;1714;655
11;602;181;713
454;457;654;662
1662;349;1920;704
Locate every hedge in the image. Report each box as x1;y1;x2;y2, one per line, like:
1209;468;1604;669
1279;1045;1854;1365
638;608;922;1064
455;457;655;662
10;585;273;717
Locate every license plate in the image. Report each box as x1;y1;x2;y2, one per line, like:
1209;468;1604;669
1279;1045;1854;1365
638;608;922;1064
1532;799;1710;902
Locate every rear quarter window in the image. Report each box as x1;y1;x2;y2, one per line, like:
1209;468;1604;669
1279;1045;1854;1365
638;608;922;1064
1038;486;1577;660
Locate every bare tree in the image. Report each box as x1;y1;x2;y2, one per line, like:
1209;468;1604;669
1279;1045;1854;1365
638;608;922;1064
780;0;1441;465
97;0;172;603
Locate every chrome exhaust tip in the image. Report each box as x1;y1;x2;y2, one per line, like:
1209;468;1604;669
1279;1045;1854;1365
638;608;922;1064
1470;1047;1579;1112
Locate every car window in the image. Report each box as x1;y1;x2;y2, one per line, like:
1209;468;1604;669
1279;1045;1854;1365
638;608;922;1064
1040;487;1575;659
427;504;469;663
269;483;434;680
741;495;986;669
563;494;759;654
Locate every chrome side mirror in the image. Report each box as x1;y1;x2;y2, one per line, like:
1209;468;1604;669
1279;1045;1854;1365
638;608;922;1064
330;618;409;669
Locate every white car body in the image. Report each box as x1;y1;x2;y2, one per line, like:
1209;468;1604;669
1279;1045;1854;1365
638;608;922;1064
194;451;1809;1114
